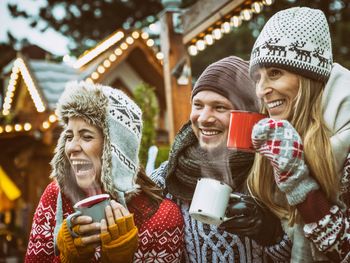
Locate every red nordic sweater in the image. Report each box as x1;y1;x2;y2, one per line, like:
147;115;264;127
25;181;184;262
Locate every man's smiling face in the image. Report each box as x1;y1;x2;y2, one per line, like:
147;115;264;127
190;90;234;152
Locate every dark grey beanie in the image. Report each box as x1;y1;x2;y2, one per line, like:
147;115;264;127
192;56;260;112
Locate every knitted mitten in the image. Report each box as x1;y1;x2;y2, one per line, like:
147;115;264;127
100;214;138;263
252;118;319;205
56;219;96;263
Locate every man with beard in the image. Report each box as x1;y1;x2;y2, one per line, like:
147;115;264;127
151;56;292;262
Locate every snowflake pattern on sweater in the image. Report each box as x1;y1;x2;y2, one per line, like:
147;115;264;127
25;182;73;263
303;153;350;262
25;181;184;263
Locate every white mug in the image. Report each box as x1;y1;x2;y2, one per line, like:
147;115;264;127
189;178;240;226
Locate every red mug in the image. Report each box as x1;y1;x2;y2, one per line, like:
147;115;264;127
75;194;110;208
227;111;267;152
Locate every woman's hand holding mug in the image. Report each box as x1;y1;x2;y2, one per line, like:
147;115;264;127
100;199;131;242
100;200;139;263
65;194;110;245
68;215;102;246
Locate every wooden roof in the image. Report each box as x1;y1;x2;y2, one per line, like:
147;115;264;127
0;30;165;139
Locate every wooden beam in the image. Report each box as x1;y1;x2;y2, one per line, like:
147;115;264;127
182;0;246;44
159;10;192;143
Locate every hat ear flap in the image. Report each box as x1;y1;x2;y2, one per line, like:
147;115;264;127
50;130;70;187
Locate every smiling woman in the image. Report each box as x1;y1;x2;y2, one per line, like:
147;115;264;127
24;81;184;263
252;67;299;120
248;7;350;262
65;117;104;195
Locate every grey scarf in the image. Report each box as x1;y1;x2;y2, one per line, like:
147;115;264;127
165;122;255;200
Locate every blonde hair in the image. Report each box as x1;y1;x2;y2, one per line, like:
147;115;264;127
247;76;338;224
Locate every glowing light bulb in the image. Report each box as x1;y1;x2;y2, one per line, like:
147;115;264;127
204;34;214;45
212;28;222;40
188;45;198;56
196;40;206;51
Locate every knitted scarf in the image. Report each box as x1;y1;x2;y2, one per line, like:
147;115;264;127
165;121;255;201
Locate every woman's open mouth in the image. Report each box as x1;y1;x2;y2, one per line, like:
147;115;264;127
71;160;94;176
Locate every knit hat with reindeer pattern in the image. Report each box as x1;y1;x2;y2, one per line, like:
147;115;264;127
249;7;333;82
51;81;142;206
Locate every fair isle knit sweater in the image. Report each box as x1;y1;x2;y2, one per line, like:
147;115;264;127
25;181;184;263
299;153;350;262
177;198;284;262
151;162;292;263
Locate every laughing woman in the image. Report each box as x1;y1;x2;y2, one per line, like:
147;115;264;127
248;7;350;262
25;81;184;263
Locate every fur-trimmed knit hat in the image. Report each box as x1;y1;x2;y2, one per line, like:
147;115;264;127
192;56;260;112
51;81;142;206
249;7;333;82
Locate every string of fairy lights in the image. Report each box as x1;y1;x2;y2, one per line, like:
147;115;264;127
187;0;274;56
2;58;46;116
0;29;162;135
1;0;274;135
0;56;55;135
78;30;162;83
0;113;57;135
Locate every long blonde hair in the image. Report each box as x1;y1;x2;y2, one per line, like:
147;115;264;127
247;76;338;224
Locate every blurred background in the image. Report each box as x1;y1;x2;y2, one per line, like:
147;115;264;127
0;0;349;261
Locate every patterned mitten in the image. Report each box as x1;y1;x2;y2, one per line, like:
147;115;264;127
251;118;319;205
100;214;138;263
56;219;96;263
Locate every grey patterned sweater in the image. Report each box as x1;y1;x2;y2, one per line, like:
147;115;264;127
151;161;292;263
